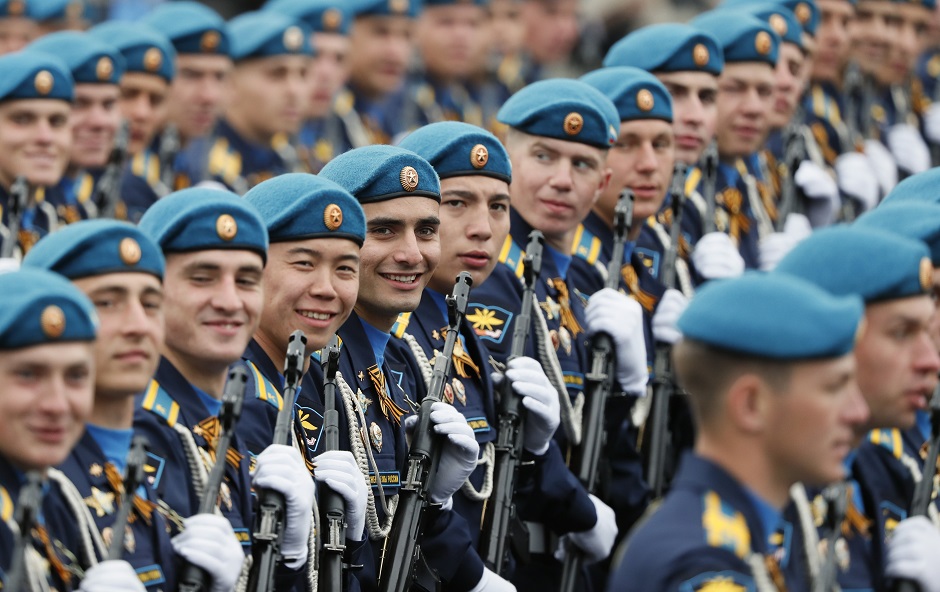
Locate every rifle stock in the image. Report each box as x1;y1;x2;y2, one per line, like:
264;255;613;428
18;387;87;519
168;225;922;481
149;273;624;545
319;334;345;592
1;176;28;259
701;143;718;235
5;471;44;591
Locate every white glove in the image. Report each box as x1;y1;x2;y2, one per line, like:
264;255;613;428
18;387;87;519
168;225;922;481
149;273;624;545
925;103;940;144
172;514;245;592
0;258;18;274
584;288;648;396
494;356;559;456
78;560;146;592
313;450;368;542
553;494;618;564
864;139;899;195
835;151;880;212
759;214;812;272
691;232;746;280
651;289;687;345
252;444;315;568
794;160;840;226
885;516;940;592
469;567;517;592
428;401;479;503
888;123;932;175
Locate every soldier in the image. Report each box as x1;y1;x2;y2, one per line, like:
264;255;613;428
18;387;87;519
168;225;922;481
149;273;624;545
32;0;88;34
609;271;869;591
136;188;315;590
0;0;39;54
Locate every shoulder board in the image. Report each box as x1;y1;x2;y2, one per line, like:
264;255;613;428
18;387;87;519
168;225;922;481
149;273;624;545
415;83;436;109
391;312;411;339
77;173;95;204
131;151;146;178
0;485;11;523
208;138;242;186
811;84;827;119
685;166;702;197
141;380;180;427
271;133;289;151
498;235;525;279
334;89;354;117
244;360;282;411
868;428;903;460
570;223;601;266
702;490;751;560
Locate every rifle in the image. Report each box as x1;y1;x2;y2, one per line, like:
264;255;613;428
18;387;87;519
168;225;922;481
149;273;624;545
248;330;307;592
891;383;940;592
559;190;634;592
814;482;848;592
157;125;180;196
701;143;718;235
178;365;250;592
379;272;474;592
0;176;28;258
776;122;807;231
95;120;129;219
645;163;687;499
108;436;149;560
318;335;344;592
479;230;544;575
4;471;44;591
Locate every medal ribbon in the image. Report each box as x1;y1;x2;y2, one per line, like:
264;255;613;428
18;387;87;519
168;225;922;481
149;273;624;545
368;365;407;426
104;463;155;525
440;328;481;379
550;278;583;337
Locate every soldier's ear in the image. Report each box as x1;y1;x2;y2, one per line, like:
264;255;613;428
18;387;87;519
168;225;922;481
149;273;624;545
724;373;771;436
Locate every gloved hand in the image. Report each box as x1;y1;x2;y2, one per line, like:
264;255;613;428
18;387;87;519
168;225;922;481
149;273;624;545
171;513;245;592
794;160;840;225
691;232;746;280
835;151;880;212
925;103;940;144
759;213;812;272
252;443;315;568
492;356;559;455
584;288;648;396
0;258;18;275
469;567;517;592
313;450;368;542
651;288;687;345
428;401;479;503
885;516;940;592
864;139;898;195
78;560;146;592
888;123;931;175
553;494;618;564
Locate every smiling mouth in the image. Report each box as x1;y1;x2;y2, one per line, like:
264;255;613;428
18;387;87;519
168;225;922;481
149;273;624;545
299;311;332;320
381;273;419;283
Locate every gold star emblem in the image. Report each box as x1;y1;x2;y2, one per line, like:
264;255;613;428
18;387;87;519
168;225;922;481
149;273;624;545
563;112;583;136
693;43;710;67
322;8;342;31
466;308;504;332
358;370;365;381
920;257;933;291
216;214;237;241
201;30;221;53
41;305;65;339
324;204;343;230
795;2;811;24
283;26;304;51
389;0;408;13
143;47;163;72
119;237;141;265
89;463;103;477
431;329;441;341
755;31;772;56
7;0;23;15
96;57;113;81
470;144;488;169
400;166;419;191
636;89;654;112
84;487;115;517
769;13;788;37
34;70;53;96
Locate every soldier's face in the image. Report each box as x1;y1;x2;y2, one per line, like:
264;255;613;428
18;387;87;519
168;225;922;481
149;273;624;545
161;249;264;375
257;238;360;355
0;98;71;189
600;118;675;226
429;175;511;294
73;273;164;400
505;132;610;252
229;55;308;140
119;72;169;156
813;0;854;84
656;71;718;166
167;54;232;142
855;296;940;432
308;33;351;119
356;198;441;331
0;17;38;55
715;62;775;158
879;3;930;85
70;83;121;170
520;0;579;65
348;15;413;98
417;4;487;80
770;43;807;130
0;342;94;471
849;1;895;77
764;353;867;486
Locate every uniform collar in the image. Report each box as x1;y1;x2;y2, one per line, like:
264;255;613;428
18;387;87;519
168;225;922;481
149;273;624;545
84;424;134;474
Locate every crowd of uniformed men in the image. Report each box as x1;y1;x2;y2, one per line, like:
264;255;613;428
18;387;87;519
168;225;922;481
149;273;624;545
3;0;940;590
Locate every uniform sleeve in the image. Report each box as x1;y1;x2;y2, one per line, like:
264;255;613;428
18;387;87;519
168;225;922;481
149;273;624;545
515;440;598;534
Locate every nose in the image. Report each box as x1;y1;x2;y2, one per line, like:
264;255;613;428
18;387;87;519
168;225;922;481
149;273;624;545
466;203;495;242
210;275;244;313
392;231;424;267
548;160;574;192
635;142;659;173
122;298;161;339
914;329;940;377
307;265;339;299
843;381;871;429
680;96;705;128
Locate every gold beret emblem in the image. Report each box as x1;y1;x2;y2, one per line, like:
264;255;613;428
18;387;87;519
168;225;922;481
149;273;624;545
755;31;772;56
66;1;81;19
693;43;709;67
143;47;162;72
216;214;238;241
34;70;53;95
283;26;304;51
795;2;811;24
920;257;933;292
41;305;65;339
769;14;788;37
389;0;409;14
563;112;583;136
95;57;113;81
471;144;488;169
7;0;23;16
200;30;221;53
322;8;342;31
119;237;142;265
400;166;419;192
324;204;343;230
636;89;655;112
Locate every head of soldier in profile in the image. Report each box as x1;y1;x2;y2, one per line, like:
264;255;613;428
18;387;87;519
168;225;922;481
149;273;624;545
244;173;365;363
674;272;868;499
813;0;855;84
399;121;512;291
320;145;442;333
497;78;616;254
346;0;419;100
604;24;723;168
849;0;897;81
519;0;579;67
876;0;932;86
416;0;489;83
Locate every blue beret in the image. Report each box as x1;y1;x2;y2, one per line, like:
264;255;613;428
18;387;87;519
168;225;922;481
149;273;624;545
142;2;231;57
264;0;352;35
320;144;441;204
580;67;673;123
692;11;780;66
603;24;724;75
30;0;84;21
855;203;940;266
244;173;366;246
730;3;805;50
678;272;864;359
776;226;932;303
0;51;73;103
88;22;175;82
356;0;421;18
0;268;97;349
229;11;312;61
769;0;820;36
29;32;124;85
423;0;486;5
497;78;619;149
398;121;511;183
138;188;269;262
23;220;165;280
881;167;940;206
